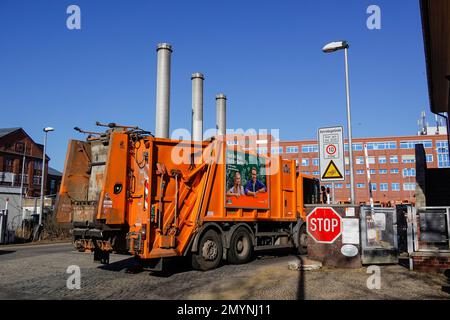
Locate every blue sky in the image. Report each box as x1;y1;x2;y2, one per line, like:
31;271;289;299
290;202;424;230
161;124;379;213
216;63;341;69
0;0;432;171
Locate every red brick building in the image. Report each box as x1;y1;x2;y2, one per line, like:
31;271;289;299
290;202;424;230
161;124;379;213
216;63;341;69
0;127;59;197
225;129;449;205
278;133;449;205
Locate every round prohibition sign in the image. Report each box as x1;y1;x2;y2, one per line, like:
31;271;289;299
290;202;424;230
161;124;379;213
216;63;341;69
326;144;337;155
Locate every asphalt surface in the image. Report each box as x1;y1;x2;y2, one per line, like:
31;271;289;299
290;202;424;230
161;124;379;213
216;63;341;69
0;243;449;300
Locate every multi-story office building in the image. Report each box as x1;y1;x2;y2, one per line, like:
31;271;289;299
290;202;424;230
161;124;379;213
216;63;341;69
225;125;449;205
278;132;449;205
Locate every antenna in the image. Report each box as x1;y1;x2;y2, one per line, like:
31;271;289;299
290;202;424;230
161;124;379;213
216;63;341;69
421;111;427;135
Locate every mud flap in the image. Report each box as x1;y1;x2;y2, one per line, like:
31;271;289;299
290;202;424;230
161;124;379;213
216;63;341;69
94;249;110;264
137;258;164;272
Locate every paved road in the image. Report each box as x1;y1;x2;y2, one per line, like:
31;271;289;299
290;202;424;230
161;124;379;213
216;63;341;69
0;243;449;300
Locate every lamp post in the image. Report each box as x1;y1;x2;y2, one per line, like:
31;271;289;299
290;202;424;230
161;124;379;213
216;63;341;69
38;127;54;229
322;40;355;204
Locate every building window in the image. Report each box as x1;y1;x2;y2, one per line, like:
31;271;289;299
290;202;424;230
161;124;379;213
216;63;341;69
301;159;309;166
286;146;299;154
301;145;318;153
392;183;400;191
380;183;388;191
371;183;377;191
50;180;56;194
378;156;387;164
436;141;448;153
335;184;343;189
403;183;415;191
402;155;415;163
356;170;364;175
370;169;376;175
366;141;397;150
390;168;399;174
5;158;14;172
356;157;364;165
34;161;42;171
403;168;416;177
257;147;267;154
344;143;363;151
302;171;310;175
379;169;387;174
368;157;376;164
426;154;433;163
345;157;349;165
313;158;319;166
271;146;283;154
345;170;350;176
357;183;365;189
437;154;450;168
390;155;399;163
400;140;432;149
33;176;41;185
346;184;351;189
15;142;25;153
436;141;449;168
313;171;320;176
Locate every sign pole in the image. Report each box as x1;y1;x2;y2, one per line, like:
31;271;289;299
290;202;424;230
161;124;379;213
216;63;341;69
363;144;374;209
318;126;345;204
332;182;335;204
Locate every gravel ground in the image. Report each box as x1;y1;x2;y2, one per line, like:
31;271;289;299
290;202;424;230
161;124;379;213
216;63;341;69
0;243;449;300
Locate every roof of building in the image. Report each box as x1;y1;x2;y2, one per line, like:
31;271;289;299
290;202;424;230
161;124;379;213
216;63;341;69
420;0;450;114
48;167;62;177
0;127;48;160
0;127;21;138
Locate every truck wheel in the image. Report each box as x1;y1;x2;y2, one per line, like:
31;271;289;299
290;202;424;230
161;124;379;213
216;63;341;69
191;229;223;271
228;228;253;264
297;225;308;255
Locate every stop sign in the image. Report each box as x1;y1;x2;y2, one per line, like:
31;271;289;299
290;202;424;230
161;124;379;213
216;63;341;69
306;207;342;243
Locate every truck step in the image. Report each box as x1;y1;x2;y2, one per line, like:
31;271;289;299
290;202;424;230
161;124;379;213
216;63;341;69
254;244;292;251
148;248;178;258
255;232;290;237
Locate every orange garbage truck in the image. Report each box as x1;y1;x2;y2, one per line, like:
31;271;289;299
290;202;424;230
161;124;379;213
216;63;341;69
56;124;320;271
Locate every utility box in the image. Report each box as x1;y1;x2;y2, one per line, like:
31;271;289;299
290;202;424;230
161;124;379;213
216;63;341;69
305;205;362;268
360;207;399;264
0;209;8;245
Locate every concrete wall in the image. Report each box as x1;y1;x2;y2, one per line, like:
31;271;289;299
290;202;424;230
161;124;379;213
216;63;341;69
0;188;22;232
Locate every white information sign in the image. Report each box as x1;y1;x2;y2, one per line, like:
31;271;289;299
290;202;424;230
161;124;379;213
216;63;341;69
318;126;345;181
342;218;360;245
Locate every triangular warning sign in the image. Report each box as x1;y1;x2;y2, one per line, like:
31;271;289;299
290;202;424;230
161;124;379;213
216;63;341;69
322;160;343;179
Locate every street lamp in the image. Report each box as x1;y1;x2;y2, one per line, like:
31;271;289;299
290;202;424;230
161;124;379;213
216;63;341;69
322;40;355;204
38;127;54;236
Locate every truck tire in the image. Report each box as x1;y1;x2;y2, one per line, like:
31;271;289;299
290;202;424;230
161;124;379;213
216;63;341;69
228;227;253;264
191;229;223;271
297;224;308;255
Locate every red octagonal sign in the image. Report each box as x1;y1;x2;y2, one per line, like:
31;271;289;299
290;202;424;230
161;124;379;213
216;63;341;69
306;207;342;243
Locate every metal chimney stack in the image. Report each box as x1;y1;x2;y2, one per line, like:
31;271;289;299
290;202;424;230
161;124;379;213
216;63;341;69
216;94;227;136
191;73;205;141
155;43;172;139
